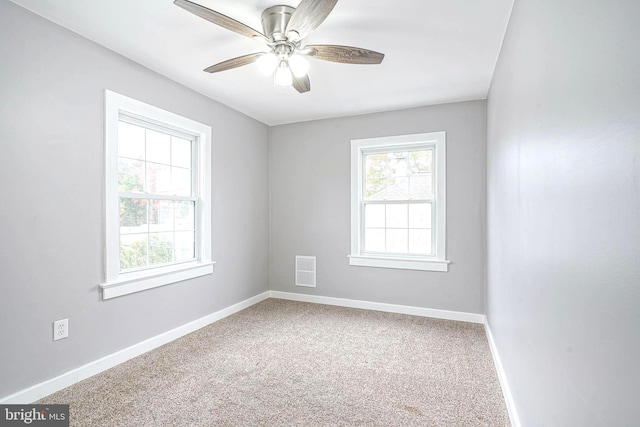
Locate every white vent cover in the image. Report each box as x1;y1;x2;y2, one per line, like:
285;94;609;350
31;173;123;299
295;256;316;287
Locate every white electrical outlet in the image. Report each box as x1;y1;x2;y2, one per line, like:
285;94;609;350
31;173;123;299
53;319;69;341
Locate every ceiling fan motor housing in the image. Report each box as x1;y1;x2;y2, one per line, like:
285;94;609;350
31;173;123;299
262;5;295;41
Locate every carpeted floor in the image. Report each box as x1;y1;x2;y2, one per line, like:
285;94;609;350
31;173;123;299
38;299;510;426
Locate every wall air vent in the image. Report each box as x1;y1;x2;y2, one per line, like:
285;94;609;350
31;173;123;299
295;256;316;287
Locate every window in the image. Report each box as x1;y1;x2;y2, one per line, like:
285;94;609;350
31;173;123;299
349;132;449;271
101;90;214;299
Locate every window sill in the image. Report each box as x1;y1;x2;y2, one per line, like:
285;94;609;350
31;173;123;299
100;261;216;300
348;255;450;272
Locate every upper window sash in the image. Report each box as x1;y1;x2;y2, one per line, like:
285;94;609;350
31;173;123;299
117;113;199;199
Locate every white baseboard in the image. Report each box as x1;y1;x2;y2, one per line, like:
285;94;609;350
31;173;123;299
269;291;486;324
0;291;271;404
484;321;521;427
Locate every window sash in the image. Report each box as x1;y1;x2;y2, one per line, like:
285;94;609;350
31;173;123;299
118;194;200;272
117;114;199;199
360;199;435;257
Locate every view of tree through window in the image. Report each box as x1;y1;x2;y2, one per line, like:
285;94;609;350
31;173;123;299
117;120;196;271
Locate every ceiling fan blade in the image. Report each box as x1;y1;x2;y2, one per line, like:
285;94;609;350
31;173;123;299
174;0;268;42
304;45;385;64
203;53;263;73
292;74;311;93
286;0;338;40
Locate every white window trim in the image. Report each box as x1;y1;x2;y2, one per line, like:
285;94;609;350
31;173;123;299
101;90;214;299
349;131;450;272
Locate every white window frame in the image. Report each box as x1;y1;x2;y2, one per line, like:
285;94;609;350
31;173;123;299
349;131;450;272
100;90;214;299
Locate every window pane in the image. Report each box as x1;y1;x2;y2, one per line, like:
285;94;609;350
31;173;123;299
388;152;409;178
175;231;195;261
408;149;432;173
364;204;385;228
386;229;408;253
149;200;173;233
146;163;171;194
365;178;388;200
119;198;148;231
120;234;148;270
383;176;410;200
364;229;385;252
149;232;174;265
118;121;145;160
386;204;408;228
172;167;191;196
409;173;433;199
409;229;432;255
409;203;432;229
175;201;195;231
118;158;145;193
172;137;192;169
146;129;171;165
364;153;388;199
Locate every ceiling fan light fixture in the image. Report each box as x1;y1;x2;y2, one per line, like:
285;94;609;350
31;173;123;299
256;52;278;76
288;54;310;78
275;61;293;86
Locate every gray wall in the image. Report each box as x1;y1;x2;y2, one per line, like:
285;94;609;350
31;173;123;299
486;0;640;425
270;101;487;314
0;2;269;398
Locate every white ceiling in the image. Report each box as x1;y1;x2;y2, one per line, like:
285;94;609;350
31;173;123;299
10;0;513;126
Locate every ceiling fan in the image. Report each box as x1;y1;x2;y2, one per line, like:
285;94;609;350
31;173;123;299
174;0;385;93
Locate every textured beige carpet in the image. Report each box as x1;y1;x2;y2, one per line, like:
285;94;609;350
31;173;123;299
38;299;510;426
